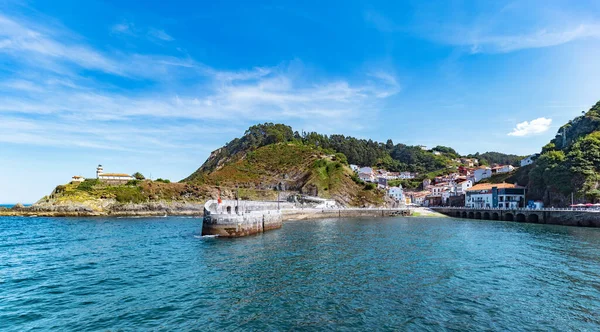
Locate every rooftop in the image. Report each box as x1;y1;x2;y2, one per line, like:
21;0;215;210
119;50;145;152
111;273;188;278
99;173;132;178
467;183;523;191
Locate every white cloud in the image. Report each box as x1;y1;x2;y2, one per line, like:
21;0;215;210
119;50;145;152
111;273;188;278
0;13;401;152
467;24;600;53
365;3;600;53
508;117;553;137
111;22;134;34
148;28;173;41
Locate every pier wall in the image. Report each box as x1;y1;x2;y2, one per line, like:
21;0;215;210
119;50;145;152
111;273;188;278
282;208;411;221
202;200;287;237
432;207;600;228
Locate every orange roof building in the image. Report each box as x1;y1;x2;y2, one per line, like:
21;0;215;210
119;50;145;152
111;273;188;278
466;183;526;209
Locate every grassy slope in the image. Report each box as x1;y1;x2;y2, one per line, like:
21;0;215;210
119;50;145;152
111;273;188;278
186;142;385;206
41;180;212;207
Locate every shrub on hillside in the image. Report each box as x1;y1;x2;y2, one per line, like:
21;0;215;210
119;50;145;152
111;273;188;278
77;179;100;191
114;187;145;203
351;174;365;185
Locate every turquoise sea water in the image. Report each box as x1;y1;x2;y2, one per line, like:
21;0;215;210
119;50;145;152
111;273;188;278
1;216;600;330
0;204;32;208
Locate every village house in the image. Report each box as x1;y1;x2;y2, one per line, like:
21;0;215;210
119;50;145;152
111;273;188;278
451;179;473;196
520;154;538;167
496;165;515;174
387;186;404;202
384;172;400;180
460;158;478;167
473;166;492;182
441;189;452;205
378;177;388;189
96;165;135;184
465;183;526;209
400;172;415;179
71;175;85;183
358;172;374;183
350;164;360;172
407;191;429;206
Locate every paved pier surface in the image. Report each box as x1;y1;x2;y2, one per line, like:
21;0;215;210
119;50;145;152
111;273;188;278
282;208;411;221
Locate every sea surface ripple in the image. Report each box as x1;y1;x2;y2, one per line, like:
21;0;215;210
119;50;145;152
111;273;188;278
1;216;600;331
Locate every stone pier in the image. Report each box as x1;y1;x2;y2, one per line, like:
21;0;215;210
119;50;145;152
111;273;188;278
202;200;413;237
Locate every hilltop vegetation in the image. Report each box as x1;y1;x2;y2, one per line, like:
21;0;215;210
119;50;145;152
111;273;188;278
187;123;517;180
185;140;383;206
466;152;523;167
514;101;600;205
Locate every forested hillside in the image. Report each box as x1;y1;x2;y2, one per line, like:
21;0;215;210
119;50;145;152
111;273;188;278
515;101;600;205
186;123;522;183
466;152;523;167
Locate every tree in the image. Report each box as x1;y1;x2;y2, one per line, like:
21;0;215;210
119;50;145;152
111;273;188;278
133;172;145;180
586;189;600;203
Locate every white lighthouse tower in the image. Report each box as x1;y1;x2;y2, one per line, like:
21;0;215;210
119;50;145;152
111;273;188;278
96;164;104;179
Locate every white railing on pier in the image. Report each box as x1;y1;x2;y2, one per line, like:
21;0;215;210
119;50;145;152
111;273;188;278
429;206;600;213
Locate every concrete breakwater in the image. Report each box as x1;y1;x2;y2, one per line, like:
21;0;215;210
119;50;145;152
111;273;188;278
432;207;600;228
202;199;412;237
202;200;295;237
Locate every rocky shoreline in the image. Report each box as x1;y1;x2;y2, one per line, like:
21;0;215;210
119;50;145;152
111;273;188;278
0;201;205;217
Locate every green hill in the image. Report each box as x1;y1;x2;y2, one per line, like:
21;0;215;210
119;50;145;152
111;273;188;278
512;101;600;205
184;140;384;207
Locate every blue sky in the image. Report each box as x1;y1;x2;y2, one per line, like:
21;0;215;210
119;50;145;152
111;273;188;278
2;0;600;203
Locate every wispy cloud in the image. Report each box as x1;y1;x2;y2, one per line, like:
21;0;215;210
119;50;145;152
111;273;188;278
111;20;174;42
465;24;600;53
148;28;173;41
365;4;600;53
111;21;134;35
0;13;400;151
508;117;553;137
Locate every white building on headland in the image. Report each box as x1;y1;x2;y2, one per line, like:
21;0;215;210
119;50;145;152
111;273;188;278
96;165;134;184
71;175;85;183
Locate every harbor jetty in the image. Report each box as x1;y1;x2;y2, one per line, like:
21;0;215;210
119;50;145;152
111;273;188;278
202;199;412;237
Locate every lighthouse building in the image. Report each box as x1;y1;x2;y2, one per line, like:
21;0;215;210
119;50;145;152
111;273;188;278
96;165;134;184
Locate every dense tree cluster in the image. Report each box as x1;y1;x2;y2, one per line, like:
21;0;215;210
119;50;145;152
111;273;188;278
465;152;523;167
188;122;529;182
525;101;600;203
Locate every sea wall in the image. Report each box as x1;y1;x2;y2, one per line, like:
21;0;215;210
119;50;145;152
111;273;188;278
433;207;600;228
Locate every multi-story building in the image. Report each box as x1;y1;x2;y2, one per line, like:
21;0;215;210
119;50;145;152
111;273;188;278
465;183;526;209
388;186;404;201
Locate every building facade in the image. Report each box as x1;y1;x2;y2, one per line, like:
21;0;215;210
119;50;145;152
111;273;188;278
521;155;538;167
388;186;404;201
96;165;134;184
465;183;526;209
473;167;492;182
